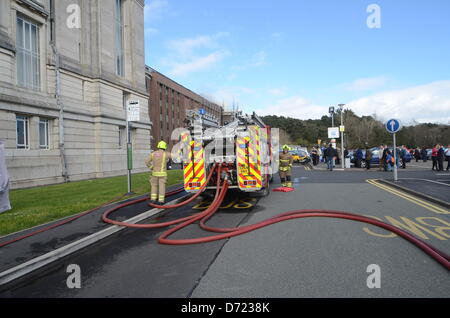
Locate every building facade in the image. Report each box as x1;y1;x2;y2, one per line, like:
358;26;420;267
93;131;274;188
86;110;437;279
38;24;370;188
0;0;151;189
145;66;223;149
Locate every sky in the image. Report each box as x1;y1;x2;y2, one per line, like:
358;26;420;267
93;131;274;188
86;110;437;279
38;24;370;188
143;0;450;125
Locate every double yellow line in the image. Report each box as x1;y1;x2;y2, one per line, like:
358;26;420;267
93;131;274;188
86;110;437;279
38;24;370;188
366;179;450;215
304;165;312;171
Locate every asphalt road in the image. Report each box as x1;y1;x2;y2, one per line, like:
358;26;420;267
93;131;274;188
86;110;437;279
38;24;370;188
1;162;449;298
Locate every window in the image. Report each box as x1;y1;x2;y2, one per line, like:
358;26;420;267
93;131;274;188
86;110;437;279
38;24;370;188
16;16;40;90
115;0;124;76
16;115;29;149
39;118;49;149
119;127;125;148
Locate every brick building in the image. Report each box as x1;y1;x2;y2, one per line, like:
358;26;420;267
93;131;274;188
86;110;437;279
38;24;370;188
145;66;223;148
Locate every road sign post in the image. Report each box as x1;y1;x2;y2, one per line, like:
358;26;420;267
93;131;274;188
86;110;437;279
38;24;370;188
126;100;140;195
385;119;402;182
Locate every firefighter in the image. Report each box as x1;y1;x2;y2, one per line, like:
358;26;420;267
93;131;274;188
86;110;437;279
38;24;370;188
146;141;171;204
279;145;294;188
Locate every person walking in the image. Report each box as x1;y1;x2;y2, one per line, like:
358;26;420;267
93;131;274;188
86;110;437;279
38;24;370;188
437;144;445;171
445;145;450;171
414;148;421;162
431;145;439;171
382;145;389;171
365;147;372;170
145;141;171;204
325;144;337;171
355;148;363;168
421;147;428;163
311;147;318;166
378;145;385;171
400;145;407;169
385;150;394;172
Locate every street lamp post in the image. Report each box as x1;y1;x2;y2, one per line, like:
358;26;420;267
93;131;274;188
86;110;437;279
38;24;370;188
329;106;335;127
338;104;346;169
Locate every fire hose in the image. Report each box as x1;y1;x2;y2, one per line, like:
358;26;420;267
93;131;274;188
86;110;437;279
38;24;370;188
104;165;450;271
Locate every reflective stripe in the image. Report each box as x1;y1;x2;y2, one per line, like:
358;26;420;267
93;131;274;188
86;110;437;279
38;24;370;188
152;151;167;177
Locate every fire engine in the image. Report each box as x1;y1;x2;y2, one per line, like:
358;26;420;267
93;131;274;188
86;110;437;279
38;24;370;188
179;111;276;197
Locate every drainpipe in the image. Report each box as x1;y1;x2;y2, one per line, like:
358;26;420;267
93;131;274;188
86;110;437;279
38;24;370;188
50;0;69;182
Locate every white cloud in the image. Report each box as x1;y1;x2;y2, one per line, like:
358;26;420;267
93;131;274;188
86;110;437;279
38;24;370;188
268;87;287;96
347;80;450;124
167;34;220;58
255;96;328;120
249;51;267;67
255;81;450;124
163;33;230;77
233;50;268;71
169;51;228;77
144;0;169;21
342;76;389;92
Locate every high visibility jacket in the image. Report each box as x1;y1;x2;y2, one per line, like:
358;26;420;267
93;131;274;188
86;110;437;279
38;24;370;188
146;150;170;177
279;152;293;172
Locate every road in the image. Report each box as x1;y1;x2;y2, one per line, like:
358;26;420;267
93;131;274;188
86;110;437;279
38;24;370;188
1;162;449;298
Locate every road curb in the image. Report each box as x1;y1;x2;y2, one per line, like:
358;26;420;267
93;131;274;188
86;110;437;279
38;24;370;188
378;179;450;209
0;194;189;287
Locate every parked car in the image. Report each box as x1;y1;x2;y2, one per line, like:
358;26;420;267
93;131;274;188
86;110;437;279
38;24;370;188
289;149;311;164
350;147;411;168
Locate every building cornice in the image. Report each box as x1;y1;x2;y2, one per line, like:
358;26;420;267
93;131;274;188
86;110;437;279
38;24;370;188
15;0;49;18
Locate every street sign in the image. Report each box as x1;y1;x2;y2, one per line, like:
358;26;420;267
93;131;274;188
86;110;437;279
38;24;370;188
385;119;401;134
385;119;402;182
340;125;345;132
199;108;206;116
328;127;340;139
127;100;140;122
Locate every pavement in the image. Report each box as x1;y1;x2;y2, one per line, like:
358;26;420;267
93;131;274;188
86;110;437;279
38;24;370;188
0;162;449;298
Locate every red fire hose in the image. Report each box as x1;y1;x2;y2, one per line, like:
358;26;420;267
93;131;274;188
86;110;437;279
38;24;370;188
0;186;185;248
101;165;450;270
101;164;221;229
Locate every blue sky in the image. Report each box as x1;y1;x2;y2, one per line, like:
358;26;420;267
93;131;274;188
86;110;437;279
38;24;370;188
144;0;450;124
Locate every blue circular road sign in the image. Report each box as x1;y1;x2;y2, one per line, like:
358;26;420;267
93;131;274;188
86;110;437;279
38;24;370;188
386;119;402;134
199;108;206;115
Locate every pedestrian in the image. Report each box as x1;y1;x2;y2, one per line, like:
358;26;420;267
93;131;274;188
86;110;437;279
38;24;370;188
431;145;439;171
365;147;372;170
400;145;407;169
414;148;421;162
382;145;389;171
385;150;394;172
146;141;171;204
311;147;319;166
445;145;450;171
279;145;294;187
437;144;445;171
379;145;385;171
421;147;428;163
325;143;337;171
355;148;363;168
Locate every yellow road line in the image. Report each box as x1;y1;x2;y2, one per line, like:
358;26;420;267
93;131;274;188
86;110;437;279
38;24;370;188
366;179;450;215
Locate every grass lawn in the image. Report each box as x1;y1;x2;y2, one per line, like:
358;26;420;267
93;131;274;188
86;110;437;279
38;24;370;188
0;170;183;237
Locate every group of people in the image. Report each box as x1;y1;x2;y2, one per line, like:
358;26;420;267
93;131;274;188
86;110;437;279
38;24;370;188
430;144;450;171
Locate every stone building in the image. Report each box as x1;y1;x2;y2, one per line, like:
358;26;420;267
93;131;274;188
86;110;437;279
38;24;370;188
0;0;151;189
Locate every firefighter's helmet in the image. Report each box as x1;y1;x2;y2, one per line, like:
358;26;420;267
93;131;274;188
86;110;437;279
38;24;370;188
282;145;291;151
157;141;168;150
